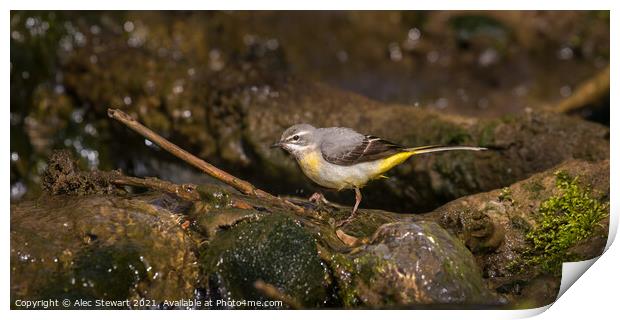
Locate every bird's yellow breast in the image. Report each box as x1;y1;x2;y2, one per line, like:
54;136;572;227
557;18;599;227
295;149;416;190
298;150;322;177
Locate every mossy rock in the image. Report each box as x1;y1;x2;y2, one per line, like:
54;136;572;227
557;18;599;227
200;214;332;309
423;159;609;307
522;170;609;275
10;194;199;309
325;221;501;308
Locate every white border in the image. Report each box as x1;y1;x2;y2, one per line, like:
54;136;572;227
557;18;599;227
1;0;616;10
3;1;616;319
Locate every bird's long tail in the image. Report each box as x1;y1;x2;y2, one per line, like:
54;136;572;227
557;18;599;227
375;145;486;177
404;145;487;155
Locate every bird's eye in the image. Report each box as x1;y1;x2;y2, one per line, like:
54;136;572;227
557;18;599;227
293;135;300;141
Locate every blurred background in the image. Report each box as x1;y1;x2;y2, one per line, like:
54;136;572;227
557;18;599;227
10;11;610;202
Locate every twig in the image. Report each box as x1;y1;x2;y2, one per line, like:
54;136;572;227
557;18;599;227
110;174;201;201
547;65;609;114
253;280;302;309
107;108;307;214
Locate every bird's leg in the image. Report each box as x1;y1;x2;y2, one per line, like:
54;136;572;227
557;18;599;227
336;188;362;227
352;187;362;215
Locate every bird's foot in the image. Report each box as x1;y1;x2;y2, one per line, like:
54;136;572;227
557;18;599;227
336;188;362;227
308;192;329;205
335;211;358;228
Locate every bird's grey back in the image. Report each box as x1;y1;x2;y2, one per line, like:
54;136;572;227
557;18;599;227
317;127;365;158
318;126;405;165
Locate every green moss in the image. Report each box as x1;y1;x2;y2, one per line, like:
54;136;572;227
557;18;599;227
522;171;608;275
200;214;330;308
353;254;389;284
498;187;513;203
322;251;392;308
325;253;359;308
196;185;232;208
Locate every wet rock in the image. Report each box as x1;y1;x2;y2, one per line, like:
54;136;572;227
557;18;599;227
199;214;332;309
325;221;500;307
10;150;610;310
423;159;609;307
10;193;199;309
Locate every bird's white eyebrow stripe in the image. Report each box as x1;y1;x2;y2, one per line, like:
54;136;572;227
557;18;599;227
286;131;310;139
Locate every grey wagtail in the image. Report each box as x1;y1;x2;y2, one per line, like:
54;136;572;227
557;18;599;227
272;124;486;224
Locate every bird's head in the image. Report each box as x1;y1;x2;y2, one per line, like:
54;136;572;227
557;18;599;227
271;123;317;157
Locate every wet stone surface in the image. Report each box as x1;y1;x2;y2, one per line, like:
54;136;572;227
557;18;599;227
328;221;502;308
9;155;610;309
10;194;199;308
199;214;333;309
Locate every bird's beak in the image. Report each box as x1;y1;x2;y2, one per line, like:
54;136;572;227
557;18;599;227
270;142;282;148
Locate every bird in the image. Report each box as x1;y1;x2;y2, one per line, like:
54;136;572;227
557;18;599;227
271;124;486;226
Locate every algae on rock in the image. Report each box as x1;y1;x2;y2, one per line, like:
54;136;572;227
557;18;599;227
521;170;609;275
200;214;333;308
328;221;501;308
10;194;199;308
423;159;609;307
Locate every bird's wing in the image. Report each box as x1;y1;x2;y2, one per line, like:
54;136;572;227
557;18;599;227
321;132;404;166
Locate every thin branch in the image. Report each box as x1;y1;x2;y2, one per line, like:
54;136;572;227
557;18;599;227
107;108;307;214
547;65;609;114
110;174;201;201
